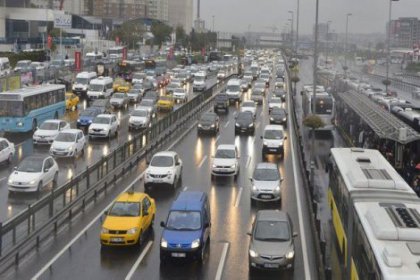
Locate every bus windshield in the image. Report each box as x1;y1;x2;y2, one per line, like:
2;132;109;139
0;101;24;117
89;84;104;91
76;77;89;85
314;97;333;114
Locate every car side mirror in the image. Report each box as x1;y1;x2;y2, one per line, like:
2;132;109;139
204;222;210;228
143;210;149;216
247;231;252;236
160;221;166;228
44;168;49;173
293;232;298;238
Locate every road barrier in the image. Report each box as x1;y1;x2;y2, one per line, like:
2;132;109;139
0;71;234;273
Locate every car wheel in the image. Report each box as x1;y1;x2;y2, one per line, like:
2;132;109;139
53;172;58;187
262;152;266;160
54;112;58;119
172;176;177;190
151;214;155;226
251;198;256;207
137;230;143;247
37;181;43;192
32;119;38;132
81;147;85;156
7;153;13;164
108;131;111;140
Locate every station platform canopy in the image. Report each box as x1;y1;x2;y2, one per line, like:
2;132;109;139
337;91;420;145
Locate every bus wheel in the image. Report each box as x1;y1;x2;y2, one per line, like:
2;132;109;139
54;112;58;119
32;119;37;132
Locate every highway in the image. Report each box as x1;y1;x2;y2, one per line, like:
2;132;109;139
1;63;319;280
0;78;217;223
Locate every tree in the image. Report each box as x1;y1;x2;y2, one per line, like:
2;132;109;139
151;21;173;49
110;21;145;48
303;115;325;130
175;25;187;47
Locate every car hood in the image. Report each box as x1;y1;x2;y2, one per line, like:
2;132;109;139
51;141;75;150
89;123;110;130
199;120;215;126
253;179;280;190
9;171;42;183
110;98;124;103
103;216;140;230
35;129;58;137
79;115;95;121
241;107;256;114
147;166;173;175
252;239;292;256
162;228;201;244
213;158;236;166
269;102;282;108
236;119;253;126
129;116;148;123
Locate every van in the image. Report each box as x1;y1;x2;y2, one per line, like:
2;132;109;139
261;124;287;159
14;60;32;73
87;77;114;100
193;71;207;91
226;78;242;103
160;191;211;263
0;57;11;77
72;72;97;98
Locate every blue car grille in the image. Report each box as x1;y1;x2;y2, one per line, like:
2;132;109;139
168;243;190;249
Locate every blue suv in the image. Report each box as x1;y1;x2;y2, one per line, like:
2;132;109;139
160;191;211;262
76;107;102;129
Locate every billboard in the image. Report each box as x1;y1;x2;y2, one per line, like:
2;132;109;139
54;12;72;28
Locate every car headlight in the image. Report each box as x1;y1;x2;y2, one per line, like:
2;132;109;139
191;238;200;249
270;117;274;121
212;164;217;168
263;141;268;146
252;185;258;192
210;124;215;128
198;124;202;128
68;146;73;151
274;186;281;193
127;227;139;235
29;180;37;185
248;123;254;127
161;238;168;248
8;178;13;184
235;123;240;127
88;120;92;123
249;249;258;258
286;250;295;259
17;122;23;127
283;118;287;121
230;164;236;169
77;119;80;123
101;228;109;234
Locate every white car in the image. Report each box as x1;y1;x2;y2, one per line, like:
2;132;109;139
0;138;15;164
240;101;257;118
88;114;119;139
268;97;283;112
144;151;183;191
173;88;188;102
32;120;70;145
50;129;86;158
128;108;151;130
262;125;287;158
211;144;240;180
8;155;59;192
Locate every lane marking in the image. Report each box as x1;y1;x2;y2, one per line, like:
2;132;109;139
215;242;230;280
198;155;207;168
124;241;153;280
234;187;243;208
31;122;190;280
288;78;312;279
215;135;220;143
183;186;188;191
224;121;230;128
246;156;251;168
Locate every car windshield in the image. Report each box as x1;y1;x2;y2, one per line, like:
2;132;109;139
195;76;205;82
255;84;265;89
174;89;185;94
80;110;97;117
108;202;140;217
150;155;173;167
141;100;154;106
253;168;279;181
131;110;148;117
89;84;103;91
93;117;110;124
113;93;125;99
216;95;227;101
166;211;201;231
39;122;59;130
242;102;255;108
17;158;43;172
270;98;282;103
215;149;235;159
55;132;76;142
274;90;285;96
272;109;286;117
159;96;172;101
200;113;216;122
227;85;240;91
127;91;138;95
254;221;290;241
76;77;89;85
237;113;253;121
264;129;284;140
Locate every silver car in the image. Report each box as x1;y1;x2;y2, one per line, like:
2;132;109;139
248;210;297;273
250;162;282;204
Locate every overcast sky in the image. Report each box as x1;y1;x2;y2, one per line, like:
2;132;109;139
196;0;420;35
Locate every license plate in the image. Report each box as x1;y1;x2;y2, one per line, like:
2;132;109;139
264;263;279;268
261;195;272;199
269;148;277;152
171;252;186;258
154;179;163;183
111;238;124;242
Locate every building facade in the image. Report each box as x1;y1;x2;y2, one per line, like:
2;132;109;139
389;17;420;48
168;0;193;32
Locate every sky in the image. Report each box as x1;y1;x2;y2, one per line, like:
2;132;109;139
196;0;420;35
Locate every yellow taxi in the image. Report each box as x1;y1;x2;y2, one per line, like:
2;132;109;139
113;77;131;93
65;92;79;111
157;95;175;112
100;191;156;247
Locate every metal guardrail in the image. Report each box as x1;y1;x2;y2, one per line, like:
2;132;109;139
0;72;233;273
367;73;418;93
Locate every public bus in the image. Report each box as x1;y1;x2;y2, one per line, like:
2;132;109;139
302;85;336;131
328;148;420;280
0;84;65;133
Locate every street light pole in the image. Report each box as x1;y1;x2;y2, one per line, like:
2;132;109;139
311;0;320;190
325;21;331;67
212;15;215;32
386;0;399;93
344;13;352;74
288;11;294;53
296;0;300;54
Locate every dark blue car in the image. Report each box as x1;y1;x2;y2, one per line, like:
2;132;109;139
77;107;102;129
160;191;211;262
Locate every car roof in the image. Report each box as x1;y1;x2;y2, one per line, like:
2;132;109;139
23;155;49;162
264;124;284;131
115;192;147;203
171;191;206;211
153;151;177;157
255;162;278;170
96;114;114;118
257;210;289;222
217;144;236;150
59;129;83;134
43;119;62;124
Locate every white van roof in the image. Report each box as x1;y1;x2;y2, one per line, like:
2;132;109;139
90;77;113;84
76;71;97;78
